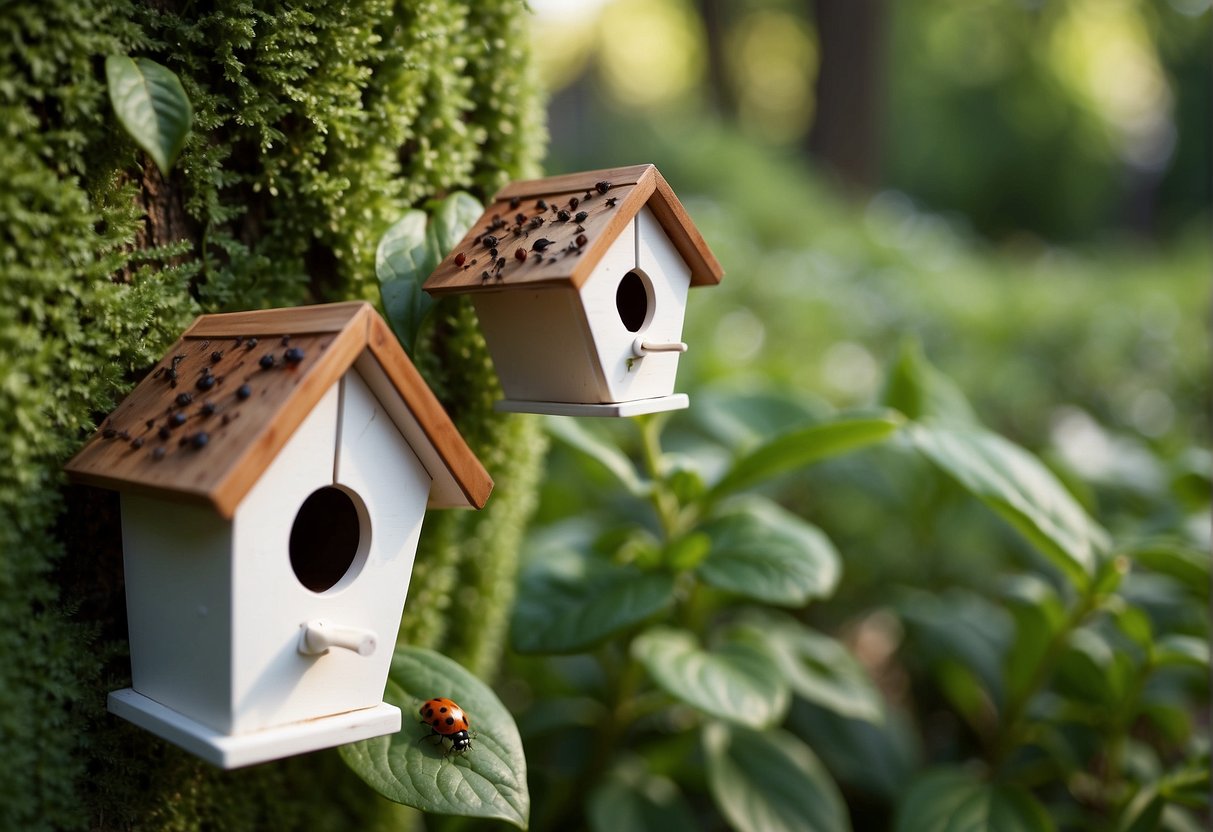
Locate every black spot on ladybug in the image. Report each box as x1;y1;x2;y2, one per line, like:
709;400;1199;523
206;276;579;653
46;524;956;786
596;180;611;194
259;354;275;370
176;393;194;407
284;347;304;364
444;716;455;726
236;384;252;400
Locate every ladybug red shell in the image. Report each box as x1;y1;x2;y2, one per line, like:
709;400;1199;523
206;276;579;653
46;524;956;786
419;697;473;754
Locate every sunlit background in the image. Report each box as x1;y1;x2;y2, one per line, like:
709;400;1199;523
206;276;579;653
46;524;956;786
517;0;1210;591
522;0;1208;451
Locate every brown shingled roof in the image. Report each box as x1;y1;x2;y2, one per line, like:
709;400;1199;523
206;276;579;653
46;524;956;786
423;163;723;296
64;302;491;519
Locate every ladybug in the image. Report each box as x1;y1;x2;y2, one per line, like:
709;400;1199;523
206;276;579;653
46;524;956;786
418;697;473;754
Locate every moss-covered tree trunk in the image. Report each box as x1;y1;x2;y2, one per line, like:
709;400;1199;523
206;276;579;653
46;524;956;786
0;2;546;829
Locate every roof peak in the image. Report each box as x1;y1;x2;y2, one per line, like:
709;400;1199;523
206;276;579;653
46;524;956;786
65;302;491;518
423;163;722;296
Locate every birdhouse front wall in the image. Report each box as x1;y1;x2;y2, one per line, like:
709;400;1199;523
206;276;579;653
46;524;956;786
230;370;431;734
581;206;692;403
119;371;433;737
471;210;693;406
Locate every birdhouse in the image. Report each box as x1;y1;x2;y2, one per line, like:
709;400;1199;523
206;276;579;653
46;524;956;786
64;302;491;768
423;164;724;417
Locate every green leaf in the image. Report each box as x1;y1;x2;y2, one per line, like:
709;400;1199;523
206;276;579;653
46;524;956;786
1000;575;1066;704
708;411;903;499
340;647;528;829
894;769;1055;832
697;498;840;606
735;616;883;723
105;55;192;176
377;211;434;351
788;700;921;800
588;767;699;832
1153;635;1210;670
703;722;850;832
377;192;482;352
545;417;649;498
1129;540;1210;600
632;627;789;728
882;339;979;426
897;588;1011;707
511;549;675;654
908;424;1107;587
427;191;483;259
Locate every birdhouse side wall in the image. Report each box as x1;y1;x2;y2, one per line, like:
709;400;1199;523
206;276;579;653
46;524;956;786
581;207;692;402
472;288;611;403
230;373;431;734
120;493;235;733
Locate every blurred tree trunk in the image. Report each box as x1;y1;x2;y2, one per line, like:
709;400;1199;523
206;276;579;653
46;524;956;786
808;0;888;189
699;0;736;118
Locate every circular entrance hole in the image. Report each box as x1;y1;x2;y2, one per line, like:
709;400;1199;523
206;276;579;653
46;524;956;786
616;270;651;332
289;486;366;593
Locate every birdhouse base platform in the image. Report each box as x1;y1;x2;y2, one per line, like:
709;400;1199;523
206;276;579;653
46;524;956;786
495;394;689;418
108;688;402;769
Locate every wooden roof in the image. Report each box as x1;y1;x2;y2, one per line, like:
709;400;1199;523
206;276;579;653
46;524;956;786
64;302;492;519
423;164;724;296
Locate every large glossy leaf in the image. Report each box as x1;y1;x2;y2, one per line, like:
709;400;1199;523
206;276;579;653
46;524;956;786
734;615;882;723
703;722;851;832
697;498;840;606
894;769;1054;832
545;417;649;497
511;548;675;654
377;192;481;351
708;411;903;499
632;627;789;728
340;647;528;829
588;767;699;832
105;56;192;176
909;424;1107;587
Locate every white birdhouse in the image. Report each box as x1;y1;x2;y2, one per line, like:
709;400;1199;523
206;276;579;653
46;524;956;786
64;302;491;768
423;164;724;417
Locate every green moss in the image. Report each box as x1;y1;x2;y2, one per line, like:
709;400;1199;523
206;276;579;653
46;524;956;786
0;0;545;828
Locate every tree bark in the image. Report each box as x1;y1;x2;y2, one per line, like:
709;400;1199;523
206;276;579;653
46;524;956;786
807;0;888;189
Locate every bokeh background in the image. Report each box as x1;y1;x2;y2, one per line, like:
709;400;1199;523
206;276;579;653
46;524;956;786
525;0;1209;497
